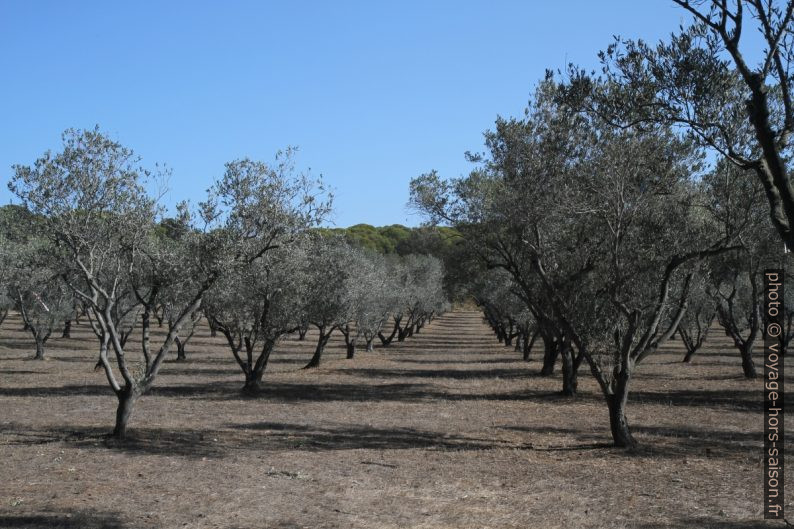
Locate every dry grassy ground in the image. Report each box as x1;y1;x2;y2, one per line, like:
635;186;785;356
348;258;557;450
0;309;788;528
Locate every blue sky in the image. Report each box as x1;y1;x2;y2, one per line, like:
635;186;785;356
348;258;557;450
0;1;695;227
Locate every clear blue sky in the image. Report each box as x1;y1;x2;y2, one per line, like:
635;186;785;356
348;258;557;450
0;1;694;227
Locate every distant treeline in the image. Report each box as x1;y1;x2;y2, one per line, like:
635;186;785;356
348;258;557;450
316;224;473;303
315;224;460;256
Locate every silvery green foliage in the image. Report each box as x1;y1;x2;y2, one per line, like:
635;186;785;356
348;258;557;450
204;244;309;389
298;235;362;367
473;268;531;345
299;235;359;331
384;254;448;338
676;270;717;362
563;0;794;248
704;161;781;377
0;234;16;329
410;81;737;447
8;128;331;435
9;128;182;404
343;250;394;350
199;152;332;269
5;235;75;359
402;254;447;318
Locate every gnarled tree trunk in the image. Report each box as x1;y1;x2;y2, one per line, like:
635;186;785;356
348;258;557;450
113;386;141;439
175;336;187;362
33;335;46;360
559;338;577;396
740;343;757;378
606;372;636;449
305;327;332;369
540;332;558;376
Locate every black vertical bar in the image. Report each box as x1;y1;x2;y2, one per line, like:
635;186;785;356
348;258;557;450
764;269;784;519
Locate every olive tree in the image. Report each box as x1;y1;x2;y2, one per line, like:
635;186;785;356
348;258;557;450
565;0;794;249
6;235;75;360
204;245;308;393
702;160;779;377
300;236;359;369
197;154;332;385
377;257;410;347
339;250;396;358
677;273;717;363
401;254;448;336
473;269;537;359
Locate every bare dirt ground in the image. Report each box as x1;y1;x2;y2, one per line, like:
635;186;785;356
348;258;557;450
0;309;788;528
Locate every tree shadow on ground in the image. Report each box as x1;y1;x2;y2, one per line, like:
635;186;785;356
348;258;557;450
0;510;129;529
382;341;499;349
498;422;769;459
156;365;241;377
0;420;533;459
636;371;752;382
0;380;765;415
630;388;761;411
396;358;527;365
335;367;534;380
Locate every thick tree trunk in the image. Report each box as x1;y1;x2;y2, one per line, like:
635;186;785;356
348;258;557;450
682;349;695;363
744;72;794;248
33;336;45;360
175;337;187;362
540;336;558;376
341;325;356;359
560;344;577;396
607;380;636;449
740;344;757;378
241;373;262;395
379;319;400;346
366;338;374;352
236;339;275;394
112;387;140;439
679;326;702;363
61;320;72;338
304;330;330;369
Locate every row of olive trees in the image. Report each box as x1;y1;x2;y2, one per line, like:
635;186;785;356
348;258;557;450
409;72;785;448
2;127;448;438
5;130;330;438
202;234;447;393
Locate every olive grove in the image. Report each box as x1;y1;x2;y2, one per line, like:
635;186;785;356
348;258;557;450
7;130;333;436
410;78;761;448
3;129;451;436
